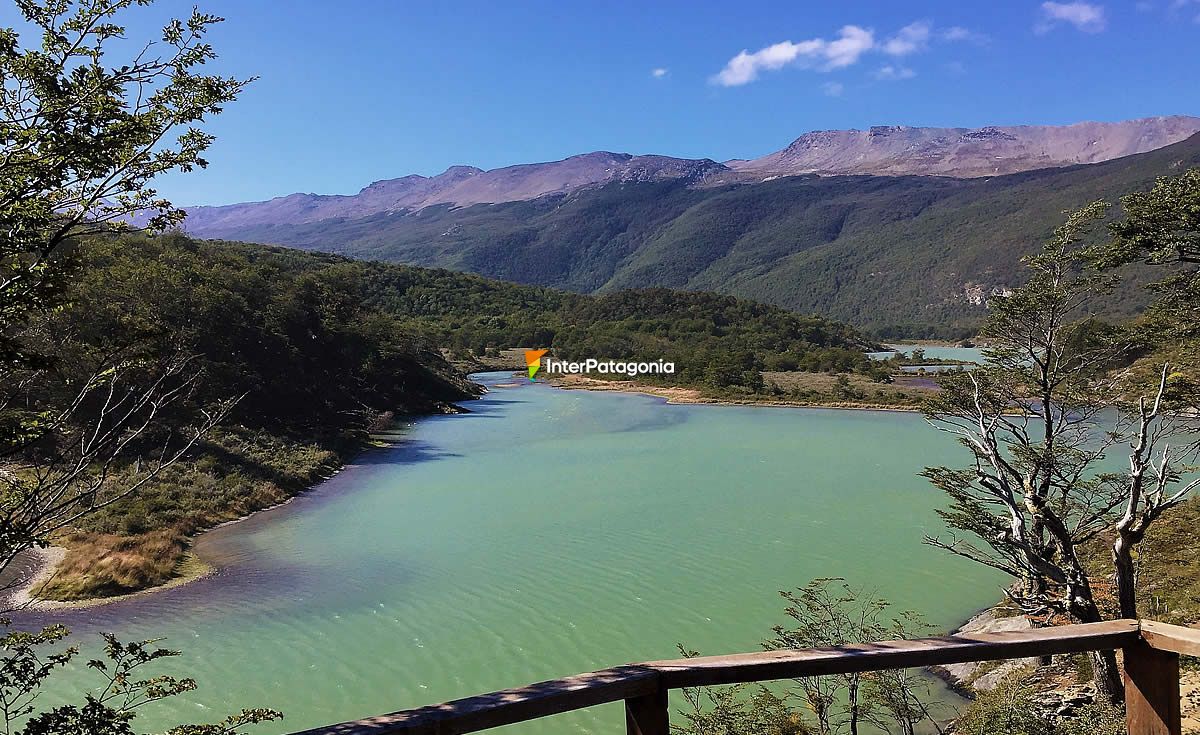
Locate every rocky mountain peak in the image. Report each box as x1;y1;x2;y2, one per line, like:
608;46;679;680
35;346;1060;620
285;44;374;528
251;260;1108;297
733;115;1200;178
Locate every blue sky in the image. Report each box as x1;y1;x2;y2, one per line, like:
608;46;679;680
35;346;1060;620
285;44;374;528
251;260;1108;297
7;1;1199;205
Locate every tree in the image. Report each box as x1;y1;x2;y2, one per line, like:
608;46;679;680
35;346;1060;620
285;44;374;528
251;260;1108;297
1094;169;1200;624
1098;169;1200;379
920;202;1200;704
1;628;279;735
677;581;939;735
0;1;271;732
675;657;812;735
832;374;863;401
766;580;938;735
0;0;252;586
1104;169;1200;268
1;0;251;362
0;348;238;576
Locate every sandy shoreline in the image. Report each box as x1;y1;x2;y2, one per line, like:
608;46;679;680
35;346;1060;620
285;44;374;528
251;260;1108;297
3;464;349;612
548;374;927;413
1;546;217;614
0;546;67;612
8;552;217;613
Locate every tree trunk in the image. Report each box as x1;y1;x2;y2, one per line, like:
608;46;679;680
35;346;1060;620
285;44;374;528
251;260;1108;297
1092;649;1125;706
1114;535;1140;620
808;691;831;735
847;679;859;735
1073;594;1125;705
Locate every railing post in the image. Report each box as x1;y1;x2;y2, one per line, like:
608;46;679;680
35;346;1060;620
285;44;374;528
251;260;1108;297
625;685;668;735
1124;643;1182;735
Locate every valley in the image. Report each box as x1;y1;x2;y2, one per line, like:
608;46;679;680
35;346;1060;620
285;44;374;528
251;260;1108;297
3;3;1199;733
170;122;1200;337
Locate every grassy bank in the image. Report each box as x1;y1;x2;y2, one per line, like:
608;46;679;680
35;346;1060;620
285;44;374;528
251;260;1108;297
547;370;935;410
37;426;372;600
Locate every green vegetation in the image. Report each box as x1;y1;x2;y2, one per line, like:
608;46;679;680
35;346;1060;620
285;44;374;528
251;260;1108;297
191;135;1200;337
677;580;938;735
762;371;934;409
163;237;878;397
0;0;278;732
920;170;1200;706
1082;497;1200;626
24;232;478;599
43;166;1200;603
953;669;1126;735
1076;169;1200;629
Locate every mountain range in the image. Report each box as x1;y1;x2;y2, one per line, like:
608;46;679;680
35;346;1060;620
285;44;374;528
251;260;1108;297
180;116;1199;233
728;116;1200;177
176;116;1200;336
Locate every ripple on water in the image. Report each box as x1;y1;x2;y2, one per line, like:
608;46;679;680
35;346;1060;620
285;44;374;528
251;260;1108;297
10;377;1007;735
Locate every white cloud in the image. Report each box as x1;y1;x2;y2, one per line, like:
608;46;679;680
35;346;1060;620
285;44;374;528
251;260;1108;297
824;26;876;68
712;19;983;87
1036;2;1107;33
1167;0;1200;21
874;65;916;80
711;25;874;86
941;26;986;43
822;81;845;97
651;68;669;78
882;21;931;56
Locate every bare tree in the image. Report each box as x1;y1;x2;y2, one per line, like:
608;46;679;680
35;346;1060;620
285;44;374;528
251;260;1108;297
676;581;939;735
765;580;939;735
861;665;943;735
0;347;239;590
0;0;250;587
921;202;1200;704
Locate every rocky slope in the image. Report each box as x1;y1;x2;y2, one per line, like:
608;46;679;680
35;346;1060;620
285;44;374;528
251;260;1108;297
729;115;1200;178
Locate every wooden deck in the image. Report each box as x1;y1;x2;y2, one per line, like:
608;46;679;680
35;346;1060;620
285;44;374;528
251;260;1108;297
289;619;1197;735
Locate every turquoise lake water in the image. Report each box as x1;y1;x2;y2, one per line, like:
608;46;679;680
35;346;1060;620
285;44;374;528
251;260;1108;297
869;345;988;363
14;373;1005;734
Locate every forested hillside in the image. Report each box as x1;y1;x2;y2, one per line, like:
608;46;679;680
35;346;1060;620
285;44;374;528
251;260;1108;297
29;233;479;599
186;134;1200;337
30;234;871;599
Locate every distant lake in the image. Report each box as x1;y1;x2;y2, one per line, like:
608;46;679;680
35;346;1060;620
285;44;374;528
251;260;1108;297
868;344;987;363
14;374;1003;735
899;364;974;374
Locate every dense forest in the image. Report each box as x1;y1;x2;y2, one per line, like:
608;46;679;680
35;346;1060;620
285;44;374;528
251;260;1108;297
27;232;876;599
179;133;1200;338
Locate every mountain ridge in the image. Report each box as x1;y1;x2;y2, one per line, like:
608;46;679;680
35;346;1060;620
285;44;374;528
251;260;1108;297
177;115;1200;236
178;152;729;233
731;115;1200;177
177;131;1200;336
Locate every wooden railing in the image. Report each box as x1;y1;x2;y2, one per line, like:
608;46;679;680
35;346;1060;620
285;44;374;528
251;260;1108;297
291;619;1200;735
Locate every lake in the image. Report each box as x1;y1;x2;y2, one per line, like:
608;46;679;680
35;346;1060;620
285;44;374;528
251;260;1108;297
13;373;1004;735
868;345;987;363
